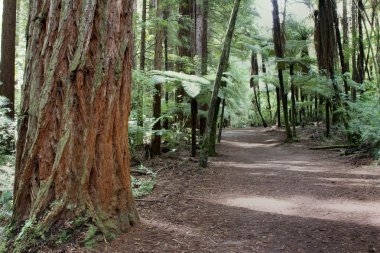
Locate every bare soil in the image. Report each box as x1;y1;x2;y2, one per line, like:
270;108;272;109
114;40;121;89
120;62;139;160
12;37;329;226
83;128;380;252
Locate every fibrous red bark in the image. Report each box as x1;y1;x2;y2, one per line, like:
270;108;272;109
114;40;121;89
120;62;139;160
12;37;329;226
12;0;138;249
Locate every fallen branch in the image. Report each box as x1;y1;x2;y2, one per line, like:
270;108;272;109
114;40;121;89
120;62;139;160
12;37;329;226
135;198;163;202
131;169;150;175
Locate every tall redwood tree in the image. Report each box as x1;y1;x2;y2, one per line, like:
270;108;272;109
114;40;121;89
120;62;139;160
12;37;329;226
0;0;17;119
11;0;138;249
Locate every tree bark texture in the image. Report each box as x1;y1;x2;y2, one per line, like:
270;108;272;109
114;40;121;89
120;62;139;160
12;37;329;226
0;0;17;119
12;0;138;249
262;57;272;121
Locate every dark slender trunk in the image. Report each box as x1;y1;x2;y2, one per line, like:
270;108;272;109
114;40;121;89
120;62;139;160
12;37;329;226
290;64;297;136
276;87;281;127
0;0;17;119
191;98;198;157
163;8;170;130
315;95;319;124
251;52;268;127
137;0;147;144
151;0;164;156
352;1;358;101
326;99;331;137
332;0;349;97
272;0;292;139
262;57;272;121
357;0;365;94
209;97;221;156
217;99;226;143
265;84;272;121
342;0;350;95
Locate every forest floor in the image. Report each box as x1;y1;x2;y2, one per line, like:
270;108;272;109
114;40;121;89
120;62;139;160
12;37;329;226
91;127;380;253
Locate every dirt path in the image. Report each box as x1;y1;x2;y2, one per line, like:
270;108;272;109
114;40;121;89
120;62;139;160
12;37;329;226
96;128;380;253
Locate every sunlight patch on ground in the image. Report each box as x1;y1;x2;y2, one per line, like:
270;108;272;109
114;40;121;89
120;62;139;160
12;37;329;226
213;161;330;173
221;140;279;148
319;178;378;183
218;195;380;227
143;218;201;237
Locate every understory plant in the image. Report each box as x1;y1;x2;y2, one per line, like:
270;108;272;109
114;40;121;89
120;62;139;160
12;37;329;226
0;97;16;164
348;92;380;159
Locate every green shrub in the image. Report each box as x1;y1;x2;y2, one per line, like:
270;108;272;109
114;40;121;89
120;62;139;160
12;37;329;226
348;93;380;159
131;165;156;199
0;97;16;157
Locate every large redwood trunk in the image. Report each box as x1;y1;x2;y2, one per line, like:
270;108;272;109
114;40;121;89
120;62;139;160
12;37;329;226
0;0;17;119
12;0;138;249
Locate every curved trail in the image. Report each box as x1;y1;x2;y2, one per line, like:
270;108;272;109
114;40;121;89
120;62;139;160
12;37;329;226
97;128;380;253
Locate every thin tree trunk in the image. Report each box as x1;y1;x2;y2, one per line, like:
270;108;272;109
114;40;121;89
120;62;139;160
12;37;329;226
209;97;221;156
315;94;319;124
11;1;138;250
217;99;226;143
0;0;17;119
342;0;350;95
290;64;297;137
137;0;147;144
357;0;365;94
163;8;170;130
326;99;331;137
276;87;281;127
352;0;358;101
200;0;241;167
262;57;272;121
272;0;292;139
191;98;198;157
332;0;349;98
251;52;268;128
151;0;164;156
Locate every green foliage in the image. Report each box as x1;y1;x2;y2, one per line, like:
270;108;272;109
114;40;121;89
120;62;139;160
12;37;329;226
0;97;15;158
55;229;72;245
131;165;156;199
0;191;12;223
150;70;211;98
84;225;98;248
348;94;380;158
